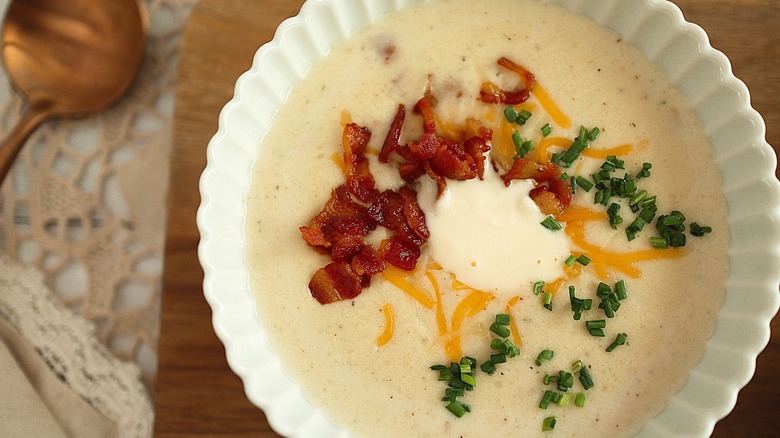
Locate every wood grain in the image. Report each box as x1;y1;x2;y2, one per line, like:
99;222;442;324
154;0;780;436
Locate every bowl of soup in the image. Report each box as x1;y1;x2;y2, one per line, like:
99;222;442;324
197;0;780;436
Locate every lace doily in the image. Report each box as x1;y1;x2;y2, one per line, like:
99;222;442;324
0;255;153;437
0;0;198;392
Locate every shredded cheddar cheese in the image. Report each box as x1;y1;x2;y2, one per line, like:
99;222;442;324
565;221;685;280
533;136;572;163
445;289;495;360
581;143;633;160
426;269;449;336
331;152;346;172
382;267;436;309
532;81;572;129
376;303;395;347
505;296;523;347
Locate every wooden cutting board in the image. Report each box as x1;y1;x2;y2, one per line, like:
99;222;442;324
154;0;780;436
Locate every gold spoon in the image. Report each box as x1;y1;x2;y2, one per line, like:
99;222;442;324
0;0;147;182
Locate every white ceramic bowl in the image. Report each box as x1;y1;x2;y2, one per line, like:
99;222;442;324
197;0;780;436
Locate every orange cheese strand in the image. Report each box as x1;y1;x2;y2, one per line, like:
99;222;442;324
426;270;449;336
556;206;608;223
382;268;436;309
365;146;380;156
376;303;395;347
565;222;684;279
533;136;572;163
544;278;566;296
581;143;633;160
340;109;353;126
532;81;572;129
331;152;346;173
505;296;523;347
445;290;495;361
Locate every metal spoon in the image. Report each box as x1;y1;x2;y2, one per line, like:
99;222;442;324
0;0;147;182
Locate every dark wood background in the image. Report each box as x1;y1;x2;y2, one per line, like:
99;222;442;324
154;0;780;436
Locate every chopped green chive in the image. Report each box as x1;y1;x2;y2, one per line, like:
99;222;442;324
578;365;594;390
536;349;555;366
615;280;628;300
636;162;652;179
556;370;574;392
517;109;533;125
503;106;518;123
542;416;557;431
650;236;668;249
575;392;586;407
576;254;591;266
607;202;623;229
446;400;470;417
539;390;555;409
480;360;496;375
586;319;606;337
558;126;593;167
565;254;577;267
541;216;563;231
690;222;712;236
557;393;571;407
542;292;553;311
576;175;594;191
569;287;592;321
533;280;545;295
541;123;552;136
490;321;511;338
606;332;628;352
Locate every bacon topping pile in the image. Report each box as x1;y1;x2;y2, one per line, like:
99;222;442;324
379;97;494;197
300;123;430;304
300;57;573;304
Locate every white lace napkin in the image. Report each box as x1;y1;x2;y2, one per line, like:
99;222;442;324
0;255;152;437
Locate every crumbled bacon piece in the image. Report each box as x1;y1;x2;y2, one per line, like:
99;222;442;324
299;185;374;250
343;123;379;203
309;262;363;304
530;186;564;216
368;190;406;230
502;158;573;212
430;140;478;181
548;178;573;208
479;57;536;105
399;186;429;240
379;235;421;271
501;158;560;185
351;245;385;276
379;104;405;163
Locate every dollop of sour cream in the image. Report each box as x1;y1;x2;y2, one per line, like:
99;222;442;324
417;165;570;297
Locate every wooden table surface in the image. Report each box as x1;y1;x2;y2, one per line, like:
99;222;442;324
154;0;780;436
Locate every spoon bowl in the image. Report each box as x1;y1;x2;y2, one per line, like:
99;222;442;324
0;0;147;181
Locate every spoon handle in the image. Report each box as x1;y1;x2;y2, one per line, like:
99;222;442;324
0;106;48;185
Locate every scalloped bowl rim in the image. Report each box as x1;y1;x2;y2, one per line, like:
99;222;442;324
197;0;780;436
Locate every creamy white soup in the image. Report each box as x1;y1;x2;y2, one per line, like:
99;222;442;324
245;0;729;436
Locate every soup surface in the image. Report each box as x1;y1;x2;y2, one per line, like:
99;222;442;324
246;0;729;436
